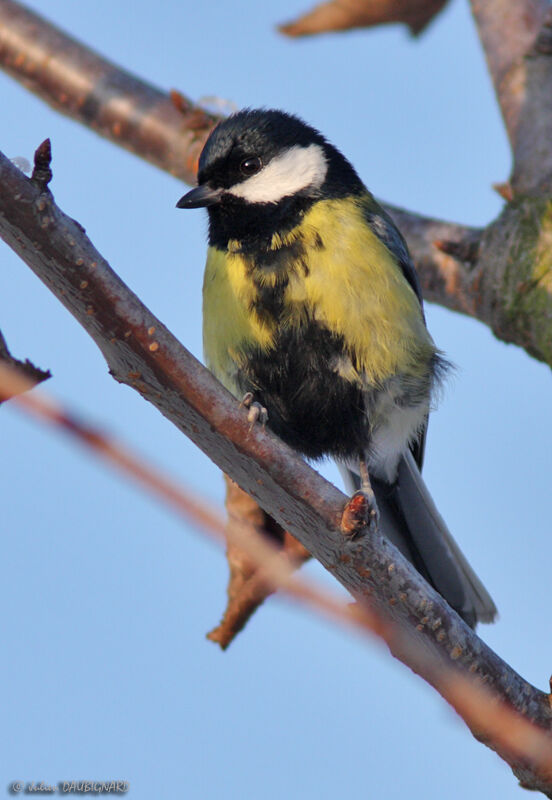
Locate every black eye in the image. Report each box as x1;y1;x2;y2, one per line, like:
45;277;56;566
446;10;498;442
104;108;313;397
240;156;262;176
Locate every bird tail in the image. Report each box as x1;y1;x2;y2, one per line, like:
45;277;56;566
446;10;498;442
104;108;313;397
339;451;497;628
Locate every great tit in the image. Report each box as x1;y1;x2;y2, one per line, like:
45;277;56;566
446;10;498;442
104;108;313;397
177;108;496;627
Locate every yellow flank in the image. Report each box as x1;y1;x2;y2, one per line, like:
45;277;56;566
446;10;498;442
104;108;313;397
202;246;275;392
203;194;435;393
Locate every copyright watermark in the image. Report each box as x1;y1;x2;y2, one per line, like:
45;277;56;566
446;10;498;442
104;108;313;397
8;781;129;795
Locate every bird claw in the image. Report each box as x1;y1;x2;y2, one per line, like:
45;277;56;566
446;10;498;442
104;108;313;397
341;490;379;538
240;392;254;409
241;392;268;430
247;403;268;429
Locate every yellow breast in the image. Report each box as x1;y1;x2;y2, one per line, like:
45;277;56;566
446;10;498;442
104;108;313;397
202;195;435;394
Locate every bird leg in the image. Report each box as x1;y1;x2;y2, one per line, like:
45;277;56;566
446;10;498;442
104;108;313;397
358;456;377;506
340;455;380;537
241;392;268;430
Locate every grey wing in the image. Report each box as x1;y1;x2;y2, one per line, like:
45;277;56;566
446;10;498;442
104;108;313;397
364;202;424;310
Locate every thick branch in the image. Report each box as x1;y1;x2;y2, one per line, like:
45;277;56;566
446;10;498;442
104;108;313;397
471;0;552;195
2;147;552;793
0;0;218;183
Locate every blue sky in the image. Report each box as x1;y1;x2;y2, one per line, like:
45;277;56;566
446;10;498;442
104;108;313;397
1;1;551;798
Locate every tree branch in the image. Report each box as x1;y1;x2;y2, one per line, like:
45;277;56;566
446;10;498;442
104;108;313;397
389;199;552;367
470;0;552;195
279;0;449;38
207;476;311;649
0;327;50;402
2;143;552;793
385;204;483;317
0;0;218;183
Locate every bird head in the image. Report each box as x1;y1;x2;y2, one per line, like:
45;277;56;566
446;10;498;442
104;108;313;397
176;109;364;245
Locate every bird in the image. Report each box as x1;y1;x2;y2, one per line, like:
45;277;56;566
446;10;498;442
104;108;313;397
176;108;496;628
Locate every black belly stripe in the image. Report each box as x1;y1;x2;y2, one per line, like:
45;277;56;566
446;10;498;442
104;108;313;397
236;321;369;460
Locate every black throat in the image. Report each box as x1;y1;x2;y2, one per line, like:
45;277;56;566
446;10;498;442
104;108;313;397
207;193;316;252
206;150;365;252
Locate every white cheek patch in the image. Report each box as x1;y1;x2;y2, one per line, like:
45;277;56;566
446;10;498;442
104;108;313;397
228;144;328;204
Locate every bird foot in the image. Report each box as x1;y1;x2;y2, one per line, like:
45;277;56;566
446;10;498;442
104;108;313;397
341;490;379;538
241;392;268;430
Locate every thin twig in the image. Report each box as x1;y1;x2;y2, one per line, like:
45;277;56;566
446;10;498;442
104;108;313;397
0;326;50;402
279;0;448;38
207;477;311;649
